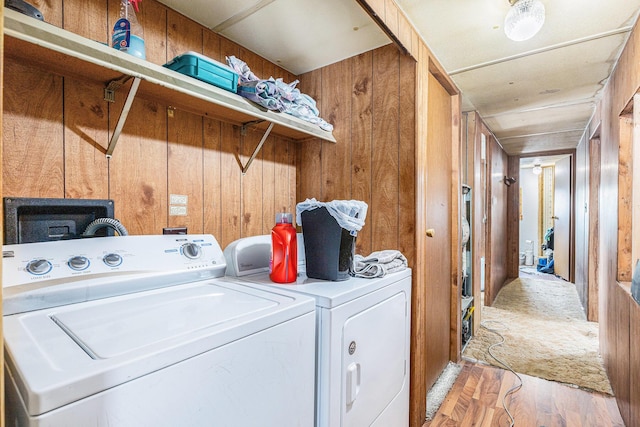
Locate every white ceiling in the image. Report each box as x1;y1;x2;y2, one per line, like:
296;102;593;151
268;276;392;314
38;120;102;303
156;0;640;156
156;0;389;73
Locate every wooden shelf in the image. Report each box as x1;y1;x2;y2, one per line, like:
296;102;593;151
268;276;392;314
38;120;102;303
3;8;336;152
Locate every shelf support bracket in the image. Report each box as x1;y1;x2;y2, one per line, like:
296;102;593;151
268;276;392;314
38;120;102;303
104;75;133;103
106;76;142;158
240;119;265;136
240;122;274;174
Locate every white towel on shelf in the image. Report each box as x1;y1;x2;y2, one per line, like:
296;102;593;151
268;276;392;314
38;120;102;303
352;250;408;278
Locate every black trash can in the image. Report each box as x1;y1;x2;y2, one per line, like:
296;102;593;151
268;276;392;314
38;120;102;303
300;206;355;281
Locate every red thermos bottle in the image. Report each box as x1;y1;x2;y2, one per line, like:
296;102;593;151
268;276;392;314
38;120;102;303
270;213;297;283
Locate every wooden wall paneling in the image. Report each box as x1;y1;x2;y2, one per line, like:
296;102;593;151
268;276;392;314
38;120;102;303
238;50;266;237
506;156;520;280
167;110;204;233
365;0;386;21
238;47;262;78
203;31;222;63
486;137;509;304
167;8;204;57
239;126;265;237
603;280;616;393
215;39;242;247
409;39;429;427
219;122;242;248
261;133;277;234
356;0;408;56
351;51;374;255
61;1;109;200
63;78;110;199
201;33;223;239
397;12;414;56
108;98;167;234
398;54;416;265
284;137;297;218
617;116;633;282
321;59;352;202
62;0;108;41
2;59;64;198
165;10;204;233
371;45;399;250
296;69;323;203
630;298;640;424
593;10;640;418
588;138;601;321
203;118;222;239
295;135;322;204
411;31;420;61
495;138;509;299
608;282;623;422
428;58;458;100
384;0;399;36
31;0;62;27
219;36;240;70
260;61;278;233
615;285;631;424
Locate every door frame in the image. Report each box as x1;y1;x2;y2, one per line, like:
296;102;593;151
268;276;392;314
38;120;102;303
507;149;576;282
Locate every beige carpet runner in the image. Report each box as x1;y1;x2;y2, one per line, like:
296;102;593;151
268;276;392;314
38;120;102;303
463;277;613;395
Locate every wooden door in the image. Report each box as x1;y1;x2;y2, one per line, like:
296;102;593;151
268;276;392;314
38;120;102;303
554;156;571;281
424;73;452;390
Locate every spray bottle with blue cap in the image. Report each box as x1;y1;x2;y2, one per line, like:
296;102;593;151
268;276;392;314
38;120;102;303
112;0;145;59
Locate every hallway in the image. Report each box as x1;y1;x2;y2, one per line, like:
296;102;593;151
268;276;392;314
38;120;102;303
465;274;609;392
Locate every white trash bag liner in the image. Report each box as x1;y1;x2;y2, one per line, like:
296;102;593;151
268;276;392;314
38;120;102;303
296;198;368;236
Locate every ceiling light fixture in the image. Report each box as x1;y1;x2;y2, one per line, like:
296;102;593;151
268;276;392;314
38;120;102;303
532;164;542;175
504;0;545;42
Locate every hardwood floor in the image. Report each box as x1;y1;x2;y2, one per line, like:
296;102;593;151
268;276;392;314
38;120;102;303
424;361;624;427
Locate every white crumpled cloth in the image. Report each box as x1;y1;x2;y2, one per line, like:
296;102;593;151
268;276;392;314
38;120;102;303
352;250;408;278
296;198;368;236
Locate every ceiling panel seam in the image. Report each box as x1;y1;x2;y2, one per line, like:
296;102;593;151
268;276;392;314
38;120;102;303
483;98;596;118
500;129;587;140
212;0;276;32
449;26;633;76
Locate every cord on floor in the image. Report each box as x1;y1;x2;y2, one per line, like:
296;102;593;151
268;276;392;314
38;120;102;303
480;320;523;427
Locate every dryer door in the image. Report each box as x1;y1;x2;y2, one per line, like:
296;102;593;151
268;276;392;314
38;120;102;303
342;290;409;426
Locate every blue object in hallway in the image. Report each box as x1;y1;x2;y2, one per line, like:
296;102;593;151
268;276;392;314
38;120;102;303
537;257;554;274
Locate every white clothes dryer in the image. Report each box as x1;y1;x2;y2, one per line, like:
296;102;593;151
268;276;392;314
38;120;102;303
224;235;412;427
3;234;316;427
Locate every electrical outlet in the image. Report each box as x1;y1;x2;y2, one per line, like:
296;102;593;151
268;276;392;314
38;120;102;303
163;227;187;235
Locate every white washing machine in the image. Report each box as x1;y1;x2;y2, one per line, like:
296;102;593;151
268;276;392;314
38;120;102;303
224;235;412;427
3;234;316;427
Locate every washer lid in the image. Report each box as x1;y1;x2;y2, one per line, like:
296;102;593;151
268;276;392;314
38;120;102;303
51;284;277;359
4;281;314;416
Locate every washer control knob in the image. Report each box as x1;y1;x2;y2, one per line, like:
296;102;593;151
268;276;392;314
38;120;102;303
26;259;52;275
181;243;202;259
68;256;90;271
103;253;123;267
